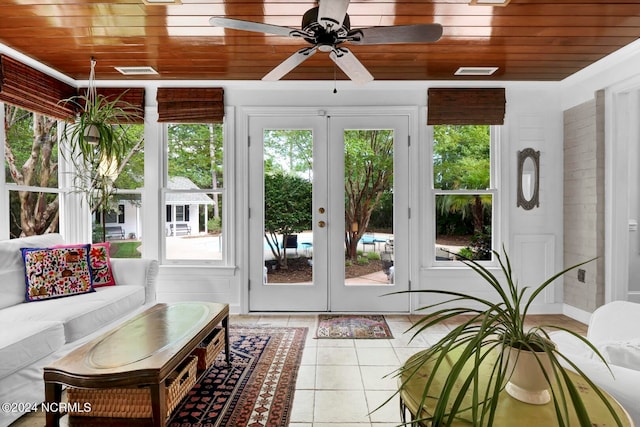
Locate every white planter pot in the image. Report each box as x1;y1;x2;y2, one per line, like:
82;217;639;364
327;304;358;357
84;124;100;145
503;346;553;405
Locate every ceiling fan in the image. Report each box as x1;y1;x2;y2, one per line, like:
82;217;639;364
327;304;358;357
209;0;443;84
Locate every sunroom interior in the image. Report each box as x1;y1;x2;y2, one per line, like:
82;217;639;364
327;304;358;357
1;1;640;320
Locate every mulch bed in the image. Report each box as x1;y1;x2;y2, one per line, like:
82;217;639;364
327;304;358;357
267;257;384;283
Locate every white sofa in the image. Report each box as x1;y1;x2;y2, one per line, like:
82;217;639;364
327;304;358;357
550;301;640;426
0;233;158;427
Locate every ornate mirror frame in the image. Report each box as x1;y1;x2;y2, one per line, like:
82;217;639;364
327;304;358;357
517;148;540;210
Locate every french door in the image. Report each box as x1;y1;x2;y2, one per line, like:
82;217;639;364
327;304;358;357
248;111;410;312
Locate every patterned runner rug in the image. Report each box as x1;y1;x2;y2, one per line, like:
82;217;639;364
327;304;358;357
316;314;394;339
168;326;307;427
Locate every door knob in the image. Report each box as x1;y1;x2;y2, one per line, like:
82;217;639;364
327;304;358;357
318;220;326;228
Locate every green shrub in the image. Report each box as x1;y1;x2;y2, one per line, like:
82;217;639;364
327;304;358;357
367;251;381;261
357;256;369;265
457;247;474;259
207;216;222;234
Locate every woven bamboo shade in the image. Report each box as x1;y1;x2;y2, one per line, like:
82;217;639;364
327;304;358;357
427;88;506;125
76;87;146;123
0;54;76;120
156;88;224;123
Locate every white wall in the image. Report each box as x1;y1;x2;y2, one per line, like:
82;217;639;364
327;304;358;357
560;38;640;311
417;84;565;314
151;81;567;314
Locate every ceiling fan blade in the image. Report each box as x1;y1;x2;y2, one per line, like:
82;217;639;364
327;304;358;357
329;47;373;85
318;0;350;30
350;23;443;45
263;47;318;81
209;16;297;37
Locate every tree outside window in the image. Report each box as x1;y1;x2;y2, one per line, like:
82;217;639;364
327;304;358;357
4;106;59;238
433;125;494;261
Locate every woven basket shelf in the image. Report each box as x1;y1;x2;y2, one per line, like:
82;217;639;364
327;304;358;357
192;327;225;372
67;355;198;419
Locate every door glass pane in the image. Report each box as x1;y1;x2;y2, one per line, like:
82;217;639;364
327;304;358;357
344;129;395;286
263;130;314;285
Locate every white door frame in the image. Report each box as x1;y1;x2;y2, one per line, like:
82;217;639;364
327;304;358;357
244;106;416;312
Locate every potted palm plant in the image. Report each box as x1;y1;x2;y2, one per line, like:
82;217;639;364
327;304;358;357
59;58;142;242
395;248;625;426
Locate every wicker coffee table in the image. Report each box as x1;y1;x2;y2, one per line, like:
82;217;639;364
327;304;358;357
43;302;229;427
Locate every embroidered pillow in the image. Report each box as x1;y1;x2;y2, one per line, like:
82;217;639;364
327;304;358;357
53;243;116;287
22;245;94;302
89;242;116;287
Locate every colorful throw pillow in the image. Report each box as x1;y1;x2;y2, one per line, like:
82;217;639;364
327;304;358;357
89;242;116;287
22;245;94;302
53;242;116;287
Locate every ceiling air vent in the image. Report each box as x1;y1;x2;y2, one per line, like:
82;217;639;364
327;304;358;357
455;67;499;76
469;0;511;5
115;66;158;76
142;0;181;4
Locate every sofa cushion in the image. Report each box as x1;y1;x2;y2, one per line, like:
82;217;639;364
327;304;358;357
0;321;65;379
22;245;94;302
0;285;145;343
0;233;64;309
597;339;640;370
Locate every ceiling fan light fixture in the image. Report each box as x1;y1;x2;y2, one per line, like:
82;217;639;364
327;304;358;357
469;0;511;6
455;66;499;76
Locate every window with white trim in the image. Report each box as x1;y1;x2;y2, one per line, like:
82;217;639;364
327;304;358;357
431;124;498;262
3;105;61;238
163;122;225;262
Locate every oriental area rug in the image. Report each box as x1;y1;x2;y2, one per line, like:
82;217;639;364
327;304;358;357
168;326;307;427
315;314;394;339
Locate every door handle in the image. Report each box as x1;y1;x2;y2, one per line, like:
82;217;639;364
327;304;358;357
318;220;326;228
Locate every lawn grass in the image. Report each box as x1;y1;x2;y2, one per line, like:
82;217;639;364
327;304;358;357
109;241;141;258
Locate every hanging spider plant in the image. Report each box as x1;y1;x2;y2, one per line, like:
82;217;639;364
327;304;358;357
392;248;625;426
58;57;142;242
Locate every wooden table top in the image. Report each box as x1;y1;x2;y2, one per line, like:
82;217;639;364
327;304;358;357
44;302;228;388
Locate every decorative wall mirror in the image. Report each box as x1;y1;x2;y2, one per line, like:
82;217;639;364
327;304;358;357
517;148;540;210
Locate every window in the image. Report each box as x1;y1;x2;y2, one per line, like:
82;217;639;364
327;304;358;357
90;123;145;257
163;123;224;262
104;205;125;224
432;125;497;262
166;205;190;222
3;105;61;238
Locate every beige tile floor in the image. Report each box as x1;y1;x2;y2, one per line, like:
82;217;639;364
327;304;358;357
10;314;586;427
233;313;587;427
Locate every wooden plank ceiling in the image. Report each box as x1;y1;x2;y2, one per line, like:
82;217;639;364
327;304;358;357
0;0;639;82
